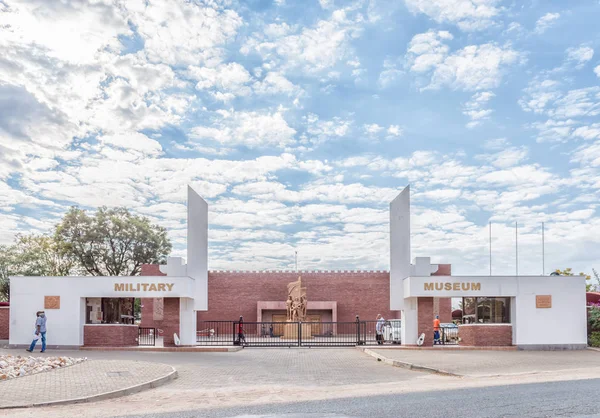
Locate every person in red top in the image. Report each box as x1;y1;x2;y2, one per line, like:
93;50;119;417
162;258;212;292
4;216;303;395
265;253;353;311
433;315;441;345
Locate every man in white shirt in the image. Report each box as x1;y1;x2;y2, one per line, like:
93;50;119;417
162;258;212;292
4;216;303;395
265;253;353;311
26;310;47;353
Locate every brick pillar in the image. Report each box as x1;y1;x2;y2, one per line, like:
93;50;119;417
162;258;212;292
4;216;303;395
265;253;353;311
161;298;180;347
0;307;9;339
418;297;434;346
438;298;452;323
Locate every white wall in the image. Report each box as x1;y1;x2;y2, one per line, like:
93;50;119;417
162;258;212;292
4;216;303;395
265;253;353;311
187;186;208;311
405;275;519;298
9;275;194;346
403;275;587;347
390;186;411;311
513;276;587;348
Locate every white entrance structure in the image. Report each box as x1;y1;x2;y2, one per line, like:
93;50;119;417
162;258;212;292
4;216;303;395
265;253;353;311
390;186;588;349
9;187;208;348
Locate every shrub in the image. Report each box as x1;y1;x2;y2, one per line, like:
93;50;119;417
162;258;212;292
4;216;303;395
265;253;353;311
590;332;600;348
589;304;600;331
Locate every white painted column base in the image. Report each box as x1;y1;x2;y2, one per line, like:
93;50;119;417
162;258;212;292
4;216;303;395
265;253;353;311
401;297;418;345
179;297;197;346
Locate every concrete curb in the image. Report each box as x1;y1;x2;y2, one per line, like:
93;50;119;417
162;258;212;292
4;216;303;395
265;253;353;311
0;365;178;409
588;347;600;352
359;347;461;377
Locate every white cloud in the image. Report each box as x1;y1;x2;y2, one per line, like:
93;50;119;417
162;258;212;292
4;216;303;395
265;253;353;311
403;0;501;31
302;113;352;146
190;110;297;149
253;72;302;96
378;59;403;88
364;123;384;135
406;31;453;73
463;91;495;128
319;0;334;9
566;46;594;68
520;78;600;127
128;0;242;66
595;65;600;78
477;147;529;168
534;12;560;35
188;62;252;98
98;132;163;156
406;31;523;91
387;125;403;137
241;9;363;74
572;124;600;141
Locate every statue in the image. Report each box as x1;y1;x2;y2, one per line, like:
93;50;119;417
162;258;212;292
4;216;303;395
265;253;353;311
286;276;307;322
282;275;313;339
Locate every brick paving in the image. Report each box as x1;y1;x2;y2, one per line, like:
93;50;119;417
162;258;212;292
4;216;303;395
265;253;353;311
0;358;175;409
369;348;600;376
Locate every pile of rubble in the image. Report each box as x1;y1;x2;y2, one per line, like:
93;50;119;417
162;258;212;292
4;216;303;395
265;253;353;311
0;354;86;381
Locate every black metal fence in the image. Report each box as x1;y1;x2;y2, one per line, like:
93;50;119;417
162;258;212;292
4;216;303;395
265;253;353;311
196;321;236;346
440;326;459;345
196;318;409;347
138;327;156;346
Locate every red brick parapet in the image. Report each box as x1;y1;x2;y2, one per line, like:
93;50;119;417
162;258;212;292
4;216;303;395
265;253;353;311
459;324;513;346
0;307;9;339
83;324;139;347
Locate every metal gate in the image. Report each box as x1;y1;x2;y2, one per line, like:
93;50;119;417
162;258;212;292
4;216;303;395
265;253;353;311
138;327;156;346
196;317;391;347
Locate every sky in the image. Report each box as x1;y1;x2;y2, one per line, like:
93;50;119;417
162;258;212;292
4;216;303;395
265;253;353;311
1;0;600;276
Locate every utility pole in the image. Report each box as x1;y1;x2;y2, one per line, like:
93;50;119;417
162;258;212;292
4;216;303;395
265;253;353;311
515;222;519;276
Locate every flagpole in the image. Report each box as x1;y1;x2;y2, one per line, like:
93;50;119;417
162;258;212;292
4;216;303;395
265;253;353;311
489;221;492;276
515;222;519;276
542;222;545;275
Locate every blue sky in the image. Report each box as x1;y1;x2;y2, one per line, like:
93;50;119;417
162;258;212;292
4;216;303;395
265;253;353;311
1;0;600;275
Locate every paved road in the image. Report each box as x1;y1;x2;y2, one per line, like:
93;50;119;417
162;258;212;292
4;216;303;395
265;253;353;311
124;378;600;418
369;348;600;376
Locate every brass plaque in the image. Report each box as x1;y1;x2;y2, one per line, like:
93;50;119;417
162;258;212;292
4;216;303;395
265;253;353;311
536;295;552;309
44;296;61;309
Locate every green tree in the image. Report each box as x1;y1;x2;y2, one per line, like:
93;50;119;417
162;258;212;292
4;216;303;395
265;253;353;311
55;207;171;276
0;245;19;302
554;268;593;292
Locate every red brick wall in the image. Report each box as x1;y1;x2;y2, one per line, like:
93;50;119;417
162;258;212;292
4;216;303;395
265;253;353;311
140;264;166;329
83;325;138;347
418;297;434;346
140;264;452;330
140;297;180;347
0;307;9;339
459;325;513;346
199;271;400;323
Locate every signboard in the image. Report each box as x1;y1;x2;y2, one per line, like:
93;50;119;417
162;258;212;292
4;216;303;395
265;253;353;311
44;296;60;309
536;295;552;308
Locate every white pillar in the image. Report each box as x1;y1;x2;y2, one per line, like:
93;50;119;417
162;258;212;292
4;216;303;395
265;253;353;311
179;297;197;346
401;297;418;345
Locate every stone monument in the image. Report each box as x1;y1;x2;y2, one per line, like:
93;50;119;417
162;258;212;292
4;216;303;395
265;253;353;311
282;276;312;339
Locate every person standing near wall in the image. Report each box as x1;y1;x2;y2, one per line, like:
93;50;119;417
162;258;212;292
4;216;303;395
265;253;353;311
26;310;47;353
433;315;441;345
376;314;385;345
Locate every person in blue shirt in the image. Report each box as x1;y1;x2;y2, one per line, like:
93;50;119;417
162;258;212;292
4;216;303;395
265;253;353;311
26;310;47;353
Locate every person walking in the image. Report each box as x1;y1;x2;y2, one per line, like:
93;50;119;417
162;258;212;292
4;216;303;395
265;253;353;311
26;311;47;353
433;315;441;345
376;314;385;345
237;316;247;346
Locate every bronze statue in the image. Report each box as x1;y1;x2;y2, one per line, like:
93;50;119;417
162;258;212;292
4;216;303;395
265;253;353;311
286;276;307;322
